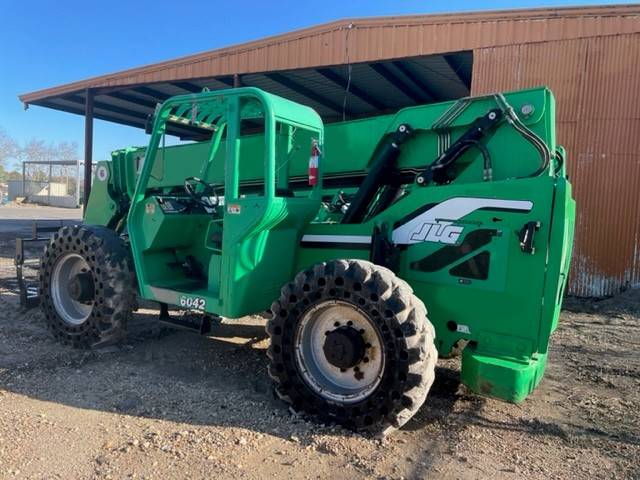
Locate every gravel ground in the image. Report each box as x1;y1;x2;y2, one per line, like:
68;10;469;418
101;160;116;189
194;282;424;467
0;206;638;479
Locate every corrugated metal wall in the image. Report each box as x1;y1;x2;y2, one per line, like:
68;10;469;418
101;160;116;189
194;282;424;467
472;33;640;296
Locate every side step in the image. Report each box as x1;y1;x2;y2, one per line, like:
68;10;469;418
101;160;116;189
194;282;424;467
158;303;216;335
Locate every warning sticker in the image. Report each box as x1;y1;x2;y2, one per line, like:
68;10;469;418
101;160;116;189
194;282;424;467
456;324;471;334
227;204;241;215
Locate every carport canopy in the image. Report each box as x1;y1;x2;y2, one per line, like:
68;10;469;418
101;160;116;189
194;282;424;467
20;53;472;140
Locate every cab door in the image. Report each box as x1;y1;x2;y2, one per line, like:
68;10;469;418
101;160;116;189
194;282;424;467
218;95;323;317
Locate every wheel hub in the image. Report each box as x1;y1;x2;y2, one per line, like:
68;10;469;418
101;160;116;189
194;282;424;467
50;253;93;326
323;326;366;369
294;300;385;403
68;271;95;303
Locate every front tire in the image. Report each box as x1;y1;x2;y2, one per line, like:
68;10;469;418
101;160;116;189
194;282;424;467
267;259;437;435
40;225;135;348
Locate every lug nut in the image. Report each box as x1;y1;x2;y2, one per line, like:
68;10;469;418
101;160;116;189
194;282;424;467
363;357;369;363
347;320;353;326
334;321;340;327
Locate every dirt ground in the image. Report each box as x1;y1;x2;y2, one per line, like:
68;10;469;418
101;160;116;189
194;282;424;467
0;205;638;479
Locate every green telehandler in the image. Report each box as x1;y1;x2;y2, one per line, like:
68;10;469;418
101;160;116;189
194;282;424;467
38;86;575;433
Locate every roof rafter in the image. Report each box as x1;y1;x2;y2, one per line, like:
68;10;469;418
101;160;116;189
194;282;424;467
316;68;386;110
133;86;171;102
443;54;472;88
391;62;439;101
104;91;158;110
65;94;148;120
217;76;235;87
264;72;354;115
370;63;427;104
61;95;209;139
172;82;204;93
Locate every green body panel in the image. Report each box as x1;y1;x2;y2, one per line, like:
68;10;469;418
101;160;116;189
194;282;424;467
84;86;576;404
84;161;118;227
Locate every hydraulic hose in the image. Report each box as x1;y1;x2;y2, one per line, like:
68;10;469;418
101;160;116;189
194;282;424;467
433;93;552;180
494;93;551;178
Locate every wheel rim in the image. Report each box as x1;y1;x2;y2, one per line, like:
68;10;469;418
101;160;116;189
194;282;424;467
294;300;385;403
50;253;93;326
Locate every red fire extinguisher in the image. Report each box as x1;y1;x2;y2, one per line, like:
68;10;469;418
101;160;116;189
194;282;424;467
309;139;321;186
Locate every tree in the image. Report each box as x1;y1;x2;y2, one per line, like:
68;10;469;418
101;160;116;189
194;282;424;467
0;166;21;181
0;126;81;185
56;141;79;162
0;127;18;168
19;139;52;181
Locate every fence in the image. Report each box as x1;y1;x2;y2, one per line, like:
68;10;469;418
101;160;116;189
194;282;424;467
11;160;82;208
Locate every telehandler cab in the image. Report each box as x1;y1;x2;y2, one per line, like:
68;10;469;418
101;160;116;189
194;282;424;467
39;86;575;433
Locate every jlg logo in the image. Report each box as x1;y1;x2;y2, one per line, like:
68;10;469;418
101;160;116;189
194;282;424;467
410;221;464;245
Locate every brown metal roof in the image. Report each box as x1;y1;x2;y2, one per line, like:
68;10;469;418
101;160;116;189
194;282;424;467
18;4;640;104
18;4;640;135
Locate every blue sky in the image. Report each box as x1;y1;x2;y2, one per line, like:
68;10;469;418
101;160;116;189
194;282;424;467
0;0;631;166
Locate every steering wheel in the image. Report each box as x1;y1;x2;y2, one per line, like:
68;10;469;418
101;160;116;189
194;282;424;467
184;177;219;208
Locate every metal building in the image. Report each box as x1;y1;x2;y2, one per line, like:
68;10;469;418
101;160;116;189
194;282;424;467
18;5;640;296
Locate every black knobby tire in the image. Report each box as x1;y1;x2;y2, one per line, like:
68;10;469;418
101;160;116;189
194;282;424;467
40;225;135;348
267;259;437;434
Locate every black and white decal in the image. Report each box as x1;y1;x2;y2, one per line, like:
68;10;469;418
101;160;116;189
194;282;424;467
301;197;533;248
392;198;533;245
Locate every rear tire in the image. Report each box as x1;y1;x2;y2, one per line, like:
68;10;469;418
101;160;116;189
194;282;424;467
267;259;437;435
40;225;135;348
